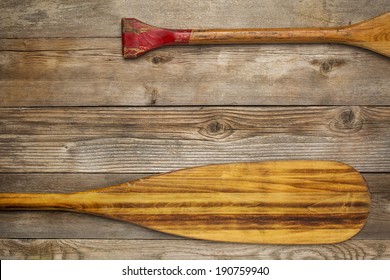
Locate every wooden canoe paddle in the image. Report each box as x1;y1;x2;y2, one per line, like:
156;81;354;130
0;161;370;244
122;12;390;58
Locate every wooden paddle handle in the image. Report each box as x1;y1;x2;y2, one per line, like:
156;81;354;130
0;193;71;211
189;27;347;45
122;19;346;58
122;13;390;58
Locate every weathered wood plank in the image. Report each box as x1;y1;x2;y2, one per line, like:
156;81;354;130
1;239;389;260
1;0;388;38
0;0;387;257
0;211;181;240
361;174;390;193
0;107;389;172
1;39;389;106
0;173;150;193
357;193;390;239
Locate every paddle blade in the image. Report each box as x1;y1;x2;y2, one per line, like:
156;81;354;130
74;161;370;244
346;12;390;57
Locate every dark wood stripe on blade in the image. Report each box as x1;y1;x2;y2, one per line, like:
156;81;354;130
103;213;368;230
82;201;370;209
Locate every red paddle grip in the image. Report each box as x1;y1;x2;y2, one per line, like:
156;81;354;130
122;18;191;58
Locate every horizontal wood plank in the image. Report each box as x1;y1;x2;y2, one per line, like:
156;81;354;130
1;239;389;260
1;0;389;38
1;39;389;106
0;173;150;193
1;0;388;258
0;211;181;240
0;107;389;173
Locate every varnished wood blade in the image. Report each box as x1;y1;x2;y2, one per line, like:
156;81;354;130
346;13;390;57
69;160;370;244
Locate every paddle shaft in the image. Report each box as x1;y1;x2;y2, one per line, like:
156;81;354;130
0;192;157;211
189;27;350;45
0;193;74;211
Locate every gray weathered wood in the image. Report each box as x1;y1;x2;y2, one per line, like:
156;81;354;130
357;193;390;239
0;0;389;260
1;239;388;260
361;174;390;193
1;39;389;106
0;211;182;240
1;107;389;173
0;173;151;193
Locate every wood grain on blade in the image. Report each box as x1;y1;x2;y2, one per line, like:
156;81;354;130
73;161;370;244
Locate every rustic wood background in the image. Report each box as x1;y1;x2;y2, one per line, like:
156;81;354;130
0;0;389;259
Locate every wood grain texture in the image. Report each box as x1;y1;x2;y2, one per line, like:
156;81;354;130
0;239;389;260
1;39;390;106
345;13;390;57
0;161;371;244
0;0;389;259
1;0;388;38
1;107;389;173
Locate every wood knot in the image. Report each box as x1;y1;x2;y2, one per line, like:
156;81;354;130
145;85;159;105
329;107;363;134
149;54;173;65
320;61;332;73
198;119;233;140
311;59;347;75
